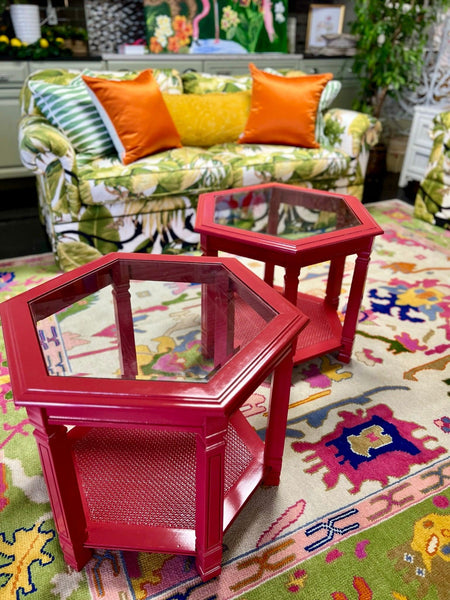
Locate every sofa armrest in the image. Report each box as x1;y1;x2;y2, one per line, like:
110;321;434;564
19;115;81;218
323;108;382;156
323;108;382;182
19;114;77;175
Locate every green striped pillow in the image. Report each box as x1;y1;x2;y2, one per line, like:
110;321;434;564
28;78;115;157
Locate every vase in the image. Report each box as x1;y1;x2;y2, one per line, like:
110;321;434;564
10;4;41;44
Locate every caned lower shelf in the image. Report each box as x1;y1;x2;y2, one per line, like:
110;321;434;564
292;292;343;363
68;410;264;555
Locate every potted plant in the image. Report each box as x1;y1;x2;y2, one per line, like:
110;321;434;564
8;1;41;44
350;0;450;119
42;24;89;55
350;0;449;183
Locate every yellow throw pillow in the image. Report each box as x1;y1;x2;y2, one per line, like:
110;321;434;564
82;69;182;165
163;91;251;147
239;63;333;148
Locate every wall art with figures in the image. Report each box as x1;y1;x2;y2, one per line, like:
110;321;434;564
143;0;288;54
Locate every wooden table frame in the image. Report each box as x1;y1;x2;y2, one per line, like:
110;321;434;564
196;184;384;364
0;253;308;581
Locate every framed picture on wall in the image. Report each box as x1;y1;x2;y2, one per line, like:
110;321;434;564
305;4;345;51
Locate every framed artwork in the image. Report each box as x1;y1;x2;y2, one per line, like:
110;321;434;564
305;4;345;52
143;0;288;55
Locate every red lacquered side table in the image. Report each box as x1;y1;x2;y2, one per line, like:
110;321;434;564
196;184;384;364
0;253;307;581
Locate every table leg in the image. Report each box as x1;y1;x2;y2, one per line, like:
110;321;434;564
264;189;281;287
200;235;218;359
263;347;295;485
27;407;92;570
326;256;346;310
213;275;235;368
338;244;373;363
263;262;275;287
283;266;301;306
195;417;227;581
112;263;137;379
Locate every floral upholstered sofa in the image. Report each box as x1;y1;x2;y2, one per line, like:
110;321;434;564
19;66;381;271
414;110;450;230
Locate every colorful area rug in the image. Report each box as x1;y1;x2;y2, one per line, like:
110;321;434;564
1;199;449;600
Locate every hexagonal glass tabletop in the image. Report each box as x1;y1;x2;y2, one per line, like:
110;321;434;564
210;186;361;239
30;258;279;383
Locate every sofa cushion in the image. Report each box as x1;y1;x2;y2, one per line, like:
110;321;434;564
82;69;182;165
208;143;351;188
239;64;333;148
181;71;252;93
76;67;184;94
28;77;116;157
75;146;234;206
163;91;251;146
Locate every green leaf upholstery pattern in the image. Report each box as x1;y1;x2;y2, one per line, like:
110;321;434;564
208;143;351;188
414;110;450;230
18;68;381;271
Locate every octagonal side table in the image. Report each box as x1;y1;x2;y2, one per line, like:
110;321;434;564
0;253;308;581
196;184;384;364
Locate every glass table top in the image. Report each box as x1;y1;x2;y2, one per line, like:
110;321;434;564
30;261;277;383
212;187;361;239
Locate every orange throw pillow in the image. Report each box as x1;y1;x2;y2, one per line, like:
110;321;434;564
82;69;182;165
239;63;333;148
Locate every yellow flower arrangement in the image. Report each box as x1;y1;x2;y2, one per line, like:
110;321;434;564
0;27;72;58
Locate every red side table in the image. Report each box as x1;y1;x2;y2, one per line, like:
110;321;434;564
0;253;307;581
196;184;383;364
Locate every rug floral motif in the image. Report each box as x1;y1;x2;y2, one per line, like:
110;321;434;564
1;200;449;600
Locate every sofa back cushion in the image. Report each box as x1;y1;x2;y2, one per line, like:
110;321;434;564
77;67;183;94
163;91;251;146
182;71;252;94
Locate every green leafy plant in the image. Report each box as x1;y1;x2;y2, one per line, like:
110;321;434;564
42;24;88;42
350;0;450;118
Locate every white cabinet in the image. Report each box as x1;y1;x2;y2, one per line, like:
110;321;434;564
28;60;106;74
0;62;30;179
399;104;450;188
106;57;203;72
203;54;302;74
103;53;303;74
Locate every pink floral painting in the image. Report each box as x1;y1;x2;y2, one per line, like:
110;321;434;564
143;0;288;54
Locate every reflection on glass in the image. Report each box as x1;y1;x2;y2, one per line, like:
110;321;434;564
33;269;275;383
213;188;361;239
